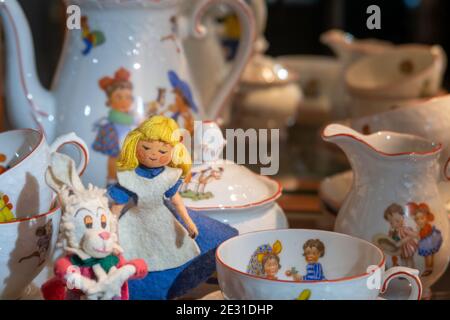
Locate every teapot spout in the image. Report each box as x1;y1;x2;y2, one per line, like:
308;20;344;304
0;0;55;138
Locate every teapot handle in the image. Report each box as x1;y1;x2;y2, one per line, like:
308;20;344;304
189;0;256;121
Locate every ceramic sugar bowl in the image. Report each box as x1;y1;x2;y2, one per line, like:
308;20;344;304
322;124;450;296
232;54;302;139
181;121;288;234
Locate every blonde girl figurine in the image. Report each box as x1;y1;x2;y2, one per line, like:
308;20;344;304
108;116;200;272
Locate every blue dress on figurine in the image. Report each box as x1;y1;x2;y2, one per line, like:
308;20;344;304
108;115;238;299
108;165;237;300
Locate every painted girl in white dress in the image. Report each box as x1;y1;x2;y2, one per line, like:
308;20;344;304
108;116;200;272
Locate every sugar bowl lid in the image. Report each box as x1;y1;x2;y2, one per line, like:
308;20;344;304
181;160;282;211
181;121;282;211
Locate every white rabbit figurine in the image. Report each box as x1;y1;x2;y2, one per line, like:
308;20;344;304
41;153;148;300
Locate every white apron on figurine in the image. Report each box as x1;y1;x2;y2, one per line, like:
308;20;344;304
116;167;200;271
108;116;200;272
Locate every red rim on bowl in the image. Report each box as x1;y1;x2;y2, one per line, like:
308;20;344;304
216;228;386;284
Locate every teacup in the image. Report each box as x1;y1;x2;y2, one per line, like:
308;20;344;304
0;202;61;299
216;229;422;300
0;130;88;219
346;45;446;100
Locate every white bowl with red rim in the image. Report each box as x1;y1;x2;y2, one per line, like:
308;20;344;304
182;160;287;233
216;229;422;300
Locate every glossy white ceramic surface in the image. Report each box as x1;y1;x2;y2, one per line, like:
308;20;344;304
349;95;450;169
320;170;450;217
216;229;422;300
0;130;88;218
185;121;287;233
0;204;61;299
323;124;450;291
183;160;282;211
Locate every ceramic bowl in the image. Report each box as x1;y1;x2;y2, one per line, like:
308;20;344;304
216;229;422;300
181;161;287;233
0;203;61;299
345;45;446;100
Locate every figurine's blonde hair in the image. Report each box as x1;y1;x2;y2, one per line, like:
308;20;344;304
117;116;191;176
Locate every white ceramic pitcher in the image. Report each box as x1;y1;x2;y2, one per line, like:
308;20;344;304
0;0;256;185
322;124;450;294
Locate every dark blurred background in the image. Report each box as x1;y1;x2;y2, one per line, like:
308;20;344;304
15;0;450;88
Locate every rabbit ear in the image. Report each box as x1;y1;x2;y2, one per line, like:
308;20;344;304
45;152;85;193
45;166;64;194
68;156;85;192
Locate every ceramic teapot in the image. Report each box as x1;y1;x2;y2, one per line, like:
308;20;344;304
0;0;256;186
322;124;450;295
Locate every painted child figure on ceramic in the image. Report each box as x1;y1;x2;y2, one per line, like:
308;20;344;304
382;203;418;268
409;202;443;276
286;239;326;281
247;240;282;279
41;153;147;300
19;220;52;266
166;71;198;135
109;116;200;272
93;68;135;185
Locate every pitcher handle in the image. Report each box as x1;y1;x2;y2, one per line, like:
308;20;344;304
49;132;90;176
380;267;422;300
189;0;256;121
